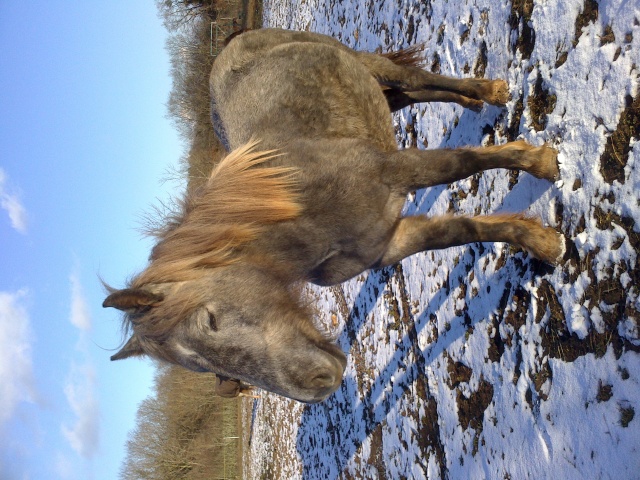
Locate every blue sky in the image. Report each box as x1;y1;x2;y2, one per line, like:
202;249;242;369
1;2;183;478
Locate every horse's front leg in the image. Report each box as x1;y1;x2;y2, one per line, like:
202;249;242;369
385;141;559;191
376;214;564;266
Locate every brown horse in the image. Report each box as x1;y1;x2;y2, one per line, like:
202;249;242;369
103;29;563;403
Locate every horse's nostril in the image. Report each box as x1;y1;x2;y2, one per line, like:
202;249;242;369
298;345;346;400
307;359;345;390
310;372;335;389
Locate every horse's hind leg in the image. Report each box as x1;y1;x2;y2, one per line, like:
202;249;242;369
376;214;564;266
357;51;508;108
386;141;560;190
384;88;484;112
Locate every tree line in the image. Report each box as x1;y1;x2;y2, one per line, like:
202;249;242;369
158;0;243;192
120;1;249;478
120;364;241;479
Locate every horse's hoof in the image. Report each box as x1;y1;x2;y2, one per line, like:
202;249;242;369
529;145;560;182
484;80;509;106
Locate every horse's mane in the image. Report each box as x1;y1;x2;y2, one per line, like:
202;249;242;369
131;139;301;289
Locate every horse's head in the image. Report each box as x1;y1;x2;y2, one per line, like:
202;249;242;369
104;264;347;403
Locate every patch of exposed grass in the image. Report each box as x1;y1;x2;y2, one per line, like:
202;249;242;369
600;94;640;184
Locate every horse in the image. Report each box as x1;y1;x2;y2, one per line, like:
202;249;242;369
103;28;563;403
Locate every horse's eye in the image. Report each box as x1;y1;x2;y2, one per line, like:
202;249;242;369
208;311;218;331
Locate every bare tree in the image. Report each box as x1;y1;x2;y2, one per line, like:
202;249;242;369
156;0;220;32
119;364;240;479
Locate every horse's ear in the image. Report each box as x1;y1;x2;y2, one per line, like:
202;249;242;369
111;335;145;361
102;288;164;312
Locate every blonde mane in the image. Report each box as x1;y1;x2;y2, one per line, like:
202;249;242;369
131;139;301;289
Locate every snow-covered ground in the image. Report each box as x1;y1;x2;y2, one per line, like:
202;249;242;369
244;1;640;478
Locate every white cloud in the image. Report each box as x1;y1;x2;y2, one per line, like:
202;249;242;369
62;267;100;459
69;271;92;332
61;363;100;459
0;290;36;426
0;168;28;235
54;452;74;480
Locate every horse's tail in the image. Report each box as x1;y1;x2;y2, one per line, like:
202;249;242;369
381;44;425;68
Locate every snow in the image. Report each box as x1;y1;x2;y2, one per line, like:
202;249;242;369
244;0;640;478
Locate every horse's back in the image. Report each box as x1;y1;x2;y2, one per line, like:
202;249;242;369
209;29;396;152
